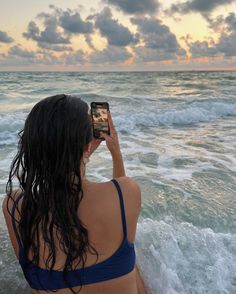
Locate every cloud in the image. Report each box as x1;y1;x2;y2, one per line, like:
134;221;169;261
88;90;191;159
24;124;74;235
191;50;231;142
187;40;219;58
217;33;236;57
131;17;178;51
130;16;186;62
0;31;14;43
169;0;236;16
0;42;85;68
0;45;38;67
206;15;228;33
23;7;96;50
208;12;236;33
84;34;96;50
204;13;236;57
90;46;132;63
63;50;86;64
94;7;138;47
225;12;236;31
187;13;236;58
134;47;184;62
187;36;236;59
0;57;35;67
59;10;93;34
8;45;36;58
103;0;159;14
38;43;73;52
23;18;70;45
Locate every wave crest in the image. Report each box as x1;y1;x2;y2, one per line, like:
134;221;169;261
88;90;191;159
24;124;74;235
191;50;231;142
116;101;236;131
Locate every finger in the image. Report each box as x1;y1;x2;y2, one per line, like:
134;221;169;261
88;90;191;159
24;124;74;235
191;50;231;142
107;111;115;129
100;131;110;141
107;111;116;135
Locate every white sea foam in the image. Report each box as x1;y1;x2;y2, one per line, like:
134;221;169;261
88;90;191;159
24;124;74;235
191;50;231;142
0;72;236;294
156;153;217;181
0;112;26;145
0;112;26;132
97;121;236;181
0;149;16;172
115;101;236;130
1;101;236;147
136;218;236;294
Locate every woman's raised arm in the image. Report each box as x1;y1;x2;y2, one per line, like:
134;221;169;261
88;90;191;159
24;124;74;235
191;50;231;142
100;110;126;178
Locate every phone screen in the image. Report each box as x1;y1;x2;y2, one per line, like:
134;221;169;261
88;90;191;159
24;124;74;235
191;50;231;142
91;102;110;140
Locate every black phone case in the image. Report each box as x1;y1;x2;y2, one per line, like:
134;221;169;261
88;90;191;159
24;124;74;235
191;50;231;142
90;102;110;140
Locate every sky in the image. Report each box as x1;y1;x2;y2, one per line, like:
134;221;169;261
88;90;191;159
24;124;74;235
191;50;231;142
1;0;236;71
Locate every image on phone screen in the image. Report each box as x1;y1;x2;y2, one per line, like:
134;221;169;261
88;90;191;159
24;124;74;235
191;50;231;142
91;103;109;139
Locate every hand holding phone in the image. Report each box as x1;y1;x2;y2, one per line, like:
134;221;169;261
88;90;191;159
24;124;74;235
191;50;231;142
90;102;110;140
100;111;122;158
90;102;121;158
100;110;125;177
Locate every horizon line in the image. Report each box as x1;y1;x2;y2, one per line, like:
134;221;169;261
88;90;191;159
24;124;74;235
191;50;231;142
1;69;236;73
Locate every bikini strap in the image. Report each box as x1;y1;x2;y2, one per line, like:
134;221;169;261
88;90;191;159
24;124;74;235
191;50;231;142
11;193;24;249
111;179;127;239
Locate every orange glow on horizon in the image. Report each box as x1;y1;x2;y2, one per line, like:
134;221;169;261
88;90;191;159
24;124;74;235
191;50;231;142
192;57;209;63
1;1;236;70
124;58;134;65
162;60;173;65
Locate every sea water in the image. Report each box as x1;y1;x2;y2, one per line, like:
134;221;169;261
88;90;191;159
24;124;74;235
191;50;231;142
0;71;236;294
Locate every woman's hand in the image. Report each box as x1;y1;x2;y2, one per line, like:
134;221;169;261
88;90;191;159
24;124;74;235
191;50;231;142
100;111;125;177
100;111;121;158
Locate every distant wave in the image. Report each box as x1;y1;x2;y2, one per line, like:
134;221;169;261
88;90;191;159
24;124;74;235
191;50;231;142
116;101;236;130
1;101;236;146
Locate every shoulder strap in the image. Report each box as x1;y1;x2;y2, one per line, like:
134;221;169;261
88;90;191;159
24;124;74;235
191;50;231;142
11;193;24;249
111;179;127;239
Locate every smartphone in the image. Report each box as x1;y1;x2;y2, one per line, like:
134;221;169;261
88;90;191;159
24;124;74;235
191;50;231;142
90;102;110;140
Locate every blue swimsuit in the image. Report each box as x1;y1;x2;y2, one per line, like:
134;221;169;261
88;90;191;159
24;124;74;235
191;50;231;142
11;178;136;290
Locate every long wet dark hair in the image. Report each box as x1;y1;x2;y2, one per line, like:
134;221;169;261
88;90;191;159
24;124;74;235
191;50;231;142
6;94;98;293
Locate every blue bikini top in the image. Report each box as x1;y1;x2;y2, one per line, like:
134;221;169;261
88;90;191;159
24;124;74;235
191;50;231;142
11;179;136;290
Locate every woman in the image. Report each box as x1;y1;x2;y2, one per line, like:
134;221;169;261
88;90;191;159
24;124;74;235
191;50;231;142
2;94;148;293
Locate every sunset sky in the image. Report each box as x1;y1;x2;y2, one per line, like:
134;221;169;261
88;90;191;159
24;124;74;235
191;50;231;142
1;0;236;71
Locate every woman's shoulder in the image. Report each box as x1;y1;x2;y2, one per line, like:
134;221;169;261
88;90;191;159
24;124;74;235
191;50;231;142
110;176;141;219
113;176;141;205
2;189;24;259
2;189;23;218
111;176;141;243
89;176;141;217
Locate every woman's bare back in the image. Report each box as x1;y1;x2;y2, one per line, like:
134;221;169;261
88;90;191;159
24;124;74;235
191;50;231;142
4;176;141;294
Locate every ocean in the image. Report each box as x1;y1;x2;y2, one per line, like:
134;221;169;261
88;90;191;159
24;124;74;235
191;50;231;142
0;71;236;294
